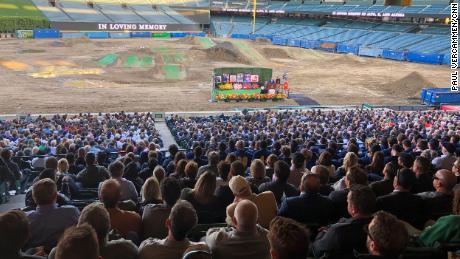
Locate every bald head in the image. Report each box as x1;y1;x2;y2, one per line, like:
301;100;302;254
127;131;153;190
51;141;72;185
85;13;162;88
99;179;121;208
434;169;457;193
233;200;258;232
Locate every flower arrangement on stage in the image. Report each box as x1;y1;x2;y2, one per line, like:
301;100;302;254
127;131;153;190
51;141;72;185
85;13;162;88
215;93;287;102
218;83;233;90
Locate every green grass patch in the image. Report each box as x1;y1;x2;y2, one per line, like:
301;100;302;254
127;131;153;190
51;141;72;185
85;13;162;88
124;55;140;67
162;54;173;64
97;54;118;67
140;56;154;67
233;40;264;61
198;37;216;49
174;53;186;62
164;64;181;80
0;0;46;18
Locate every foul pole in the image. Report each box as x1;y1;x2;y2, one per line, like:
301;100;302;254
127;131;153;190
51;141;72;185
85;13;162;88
252;0;256;34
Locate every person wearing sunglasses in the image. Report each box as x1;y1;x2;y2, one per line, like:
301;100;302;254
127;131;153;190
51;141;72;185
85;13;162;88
365;211;409;259
417;169;457;220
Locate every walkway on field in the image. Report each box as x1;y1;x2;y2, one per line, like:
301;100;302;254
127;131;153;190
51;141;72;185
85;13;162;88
156;121;178;149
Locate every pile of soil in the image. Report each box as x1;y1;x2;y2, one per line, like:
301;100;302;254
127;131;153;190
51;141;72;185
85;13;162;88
174;36;199;45
203;42;250;64
262;48;291;59
382;71;437;98
255;38;272;44
331;53;367;64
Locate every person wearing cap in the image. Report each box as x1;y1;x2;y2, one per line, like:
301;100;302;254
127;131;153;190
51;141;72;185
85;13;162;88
432;142;457;170
417;169;457;218
225;175;277;229
376;168;427;229
206;200;270;259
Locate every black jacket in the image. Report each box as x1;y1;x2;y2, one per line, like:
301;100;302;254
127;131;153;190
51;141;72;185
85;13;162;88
369;179;393;197
377;190;427;229
328;189;350;220
278;192;335;226
311;216;373;259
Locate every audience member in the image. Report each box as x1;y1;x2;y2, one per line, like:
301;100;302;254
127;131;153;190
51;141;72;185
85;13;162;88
259;161;299;205
206;200;270;259
25;178;79;250
55;224;100;259
312;185;376;259
77;153;110;188
139;200;200;259
267;216;310;259
279;173;334;226
99;179;141;239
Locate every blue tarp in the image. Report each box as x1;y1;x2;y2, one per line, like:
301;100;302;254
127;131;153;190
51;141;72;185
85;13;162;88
382;49;406;61
336;43;360;55
272;37;288;45
422;88;460;105
231;34;250;39
109;32;131;39
86;32;109;39
61;32;85;38
288;39;301;47
443;53;451;66
406;52;444;65
190;32;206;37
131;32;151;38
358;46;383;57
170;32;187;38
300;40;320;49
33;29;60;39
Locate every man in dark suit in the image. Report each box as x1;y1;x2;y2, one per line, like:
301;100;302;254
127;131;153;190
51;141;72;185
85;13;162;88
278;173;334;226
376;168;427;229
329;167;368;219
370;162;396;197
259;160;299;205
417;169;456;219
412;156;435;194
311;185;376;259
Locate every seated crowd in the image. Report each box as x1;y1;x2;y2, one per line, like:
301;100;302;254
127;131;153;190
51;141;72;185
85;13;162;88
0;109;460;259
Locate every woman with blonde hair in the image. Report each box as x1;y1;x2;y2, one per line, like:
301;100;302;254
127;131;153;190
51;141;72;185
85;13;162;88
246;159;270;189
180;171;224;223
332;152;359;191
140;177;162;207
333;152;358;180
56;158;79;198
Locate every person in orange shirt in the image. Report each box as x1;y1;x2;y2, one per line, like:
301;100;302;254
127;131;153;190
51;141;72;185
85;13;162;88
99;179;141;240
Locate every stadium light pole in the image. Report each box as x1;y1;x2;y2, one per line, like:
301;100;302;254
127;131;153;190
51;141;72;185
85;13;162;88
252;0;256;34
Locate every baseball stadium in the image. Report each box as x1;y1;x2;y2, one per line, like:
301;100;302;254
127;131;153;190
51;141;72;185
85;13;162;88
0;0;459;258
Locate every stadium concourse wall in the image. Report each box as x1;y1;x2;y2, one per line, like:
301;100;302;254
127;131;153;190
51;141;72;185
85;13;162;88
15;28;207;39
235;33;449;66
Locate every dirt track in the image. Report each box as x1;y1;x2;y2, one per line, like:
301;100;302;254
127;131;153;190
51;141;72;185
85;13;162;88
0;37;451;114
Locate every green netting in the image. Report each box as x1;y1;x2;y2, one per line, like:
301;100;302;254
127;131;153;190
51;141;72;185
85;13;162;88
97;54;118;67
140;56;154;67
124;55;140;67
174;53;186;62
152;46;168;53
162;54;173;64
164;64;180;80
213;67;273;83
233;41;264;62
199;37;216;49
152;32;171;38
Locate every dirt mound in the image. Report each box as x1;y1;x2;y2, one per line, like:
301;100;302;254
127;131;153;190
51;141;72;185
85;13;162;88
58;38;94;47
203;42;250;64
255;38;272;44
262;48;291;59
382;72;437;98
332;53;367;64
174;35;199;45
